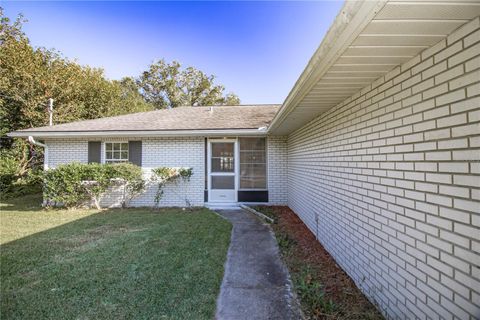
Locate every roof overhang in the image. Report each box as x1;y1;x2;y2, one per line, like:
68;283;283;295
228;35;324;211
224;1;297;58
8;128;268;139
269;0;480;135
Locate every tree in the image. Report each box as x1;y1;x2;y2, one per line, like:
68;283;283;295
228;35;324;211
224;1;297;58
137;59;240;109
0;8;154;139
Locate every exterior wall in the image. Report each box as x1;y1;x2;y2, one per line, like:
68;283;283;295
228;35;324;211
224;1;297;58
287;18;480;319
46;138;88;168
45;137;205;207
45;136;289;206
267;136;288;205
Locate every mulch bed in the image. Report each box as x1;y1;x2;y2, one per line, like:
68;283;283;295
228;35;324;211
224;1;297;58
255;206;383;320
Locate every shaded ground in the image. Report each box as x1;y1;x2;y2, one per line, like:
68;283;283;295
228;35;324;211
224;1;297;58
215;209;302;320
1;194;231;319
254;206;383;320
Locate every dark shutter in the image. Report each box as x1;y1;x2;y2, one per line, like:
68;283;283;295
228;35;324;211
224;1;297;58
128;141;142;166
88;141;101;163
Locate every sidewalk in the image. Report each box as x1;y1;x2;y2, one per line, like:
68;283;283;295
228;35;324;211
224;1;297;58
215;209;302;320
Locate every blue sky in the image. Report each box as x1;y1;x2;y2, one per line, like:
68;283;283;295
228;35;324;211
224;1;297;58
2;1;343;104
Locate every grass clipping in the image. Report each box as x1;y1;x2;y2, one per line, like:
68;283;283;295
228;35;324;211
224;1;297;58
254;206;384;320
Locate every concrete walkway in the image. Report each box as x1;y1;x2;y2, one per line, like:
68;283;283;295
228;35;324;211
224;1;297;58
215;209;302;320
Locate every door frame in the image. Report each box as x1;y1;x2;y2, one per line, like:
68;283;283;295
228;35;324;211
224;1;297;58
207;138;238;203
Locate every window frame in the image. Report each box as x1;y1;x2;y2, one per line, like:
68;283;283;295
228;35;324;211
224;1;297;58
238;137;268;191
104;141;129;163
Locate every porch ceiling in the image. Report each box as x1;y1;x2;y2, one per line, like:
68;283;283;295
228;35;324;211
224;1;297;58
269;0;480;135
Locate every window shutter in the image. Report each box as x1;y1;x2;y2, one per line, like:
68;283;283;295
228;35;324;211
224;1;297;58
88;141;101;163
129;141;142;166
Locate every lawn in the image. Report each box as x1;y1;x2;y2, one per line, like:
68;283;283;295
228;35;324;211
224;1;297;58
1;194;232;319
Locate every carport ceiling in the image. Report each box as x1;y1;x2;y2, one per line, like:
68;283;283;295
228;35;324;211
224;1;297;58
269;0;480;135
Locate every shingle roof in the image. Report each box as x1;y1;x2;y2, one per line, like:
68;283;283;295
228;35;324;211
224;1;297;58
12;105;280;134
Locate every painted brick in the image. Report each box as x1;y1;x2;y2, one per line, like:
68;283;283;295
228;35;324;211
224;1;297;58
434;65;464;85
464;29;480;48
423;106;450;120
286;17;480;320
448;42;480;67
449;69;480;90
436;114;467;128
447;17;480;46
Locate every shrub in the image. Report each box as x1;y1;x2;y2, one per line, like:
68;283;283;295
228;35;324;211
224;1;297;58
150;167;193;207
0;142;43;199
43;162;145;208
108;163;145;207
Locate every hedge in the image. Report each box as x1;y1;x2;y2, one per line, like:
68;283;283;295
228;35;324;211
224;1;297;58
43;162;145;208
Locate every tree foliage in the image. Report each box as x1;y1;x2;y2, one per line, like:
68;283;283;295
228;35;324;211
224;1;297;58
0;9;153;139
0;8;241;198
138;59;240;109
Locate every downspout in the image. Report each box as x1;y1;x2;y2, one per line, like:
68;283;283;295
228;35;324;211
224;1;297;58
28;136;48;170
28;136;46;148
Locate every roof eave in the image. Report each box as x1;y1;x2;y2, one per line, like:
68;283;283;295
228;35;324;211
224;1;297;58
268;0;387;134
8;128;269;139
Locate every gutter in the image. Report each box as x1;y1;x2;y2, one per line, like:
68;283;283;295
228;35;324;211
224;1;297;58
9;128;269;138
268;0;387;134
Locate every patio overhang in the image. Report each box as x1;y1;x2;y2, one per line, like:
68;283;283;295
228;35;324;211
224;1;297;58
268;0;480;135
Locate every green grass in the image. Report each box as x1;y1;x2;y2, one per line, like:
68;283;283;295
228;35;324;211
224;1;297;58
1;194;232;319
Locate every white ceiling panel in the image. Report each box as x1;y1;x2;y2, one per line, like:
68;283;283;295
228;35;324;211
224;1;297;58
330;64;396;72
344;46;428;56
270;1;479;135
336;56;412;65
352;34;445;46
376;2;480;20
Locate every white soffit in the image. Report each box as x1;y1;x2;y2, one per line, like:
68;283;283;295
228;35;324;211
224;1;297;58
269;0;480;135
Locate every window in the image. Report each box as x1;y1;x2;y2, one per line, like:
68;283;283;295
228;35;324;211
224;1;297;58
239;138;266;189
105;142;129;163
211;142;234;172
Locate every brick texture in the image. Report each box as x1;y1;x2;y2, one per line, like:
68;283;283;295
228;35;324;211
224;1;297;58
287;18;480;320
46;136;288;207
46;137;205;207
268;136;288;205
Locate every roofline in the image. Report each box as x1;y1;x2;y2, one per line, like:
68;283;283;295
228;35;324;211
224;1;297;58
8;128;268;138
268;0;387;134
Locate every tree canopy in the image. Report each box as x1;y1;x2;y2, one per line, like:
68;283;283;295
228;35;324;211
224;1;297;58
0;10;153;138
138;59;240;109
0;7;241;198
0;8;241;139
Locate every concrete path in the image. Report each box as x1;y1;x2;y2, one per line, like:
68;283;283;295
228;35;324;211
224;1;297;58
215;209;302;320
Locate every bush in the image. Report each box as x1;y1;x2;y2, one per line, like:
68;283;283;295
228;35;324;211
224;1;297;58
150;167;193;207
43;162;145;208
0;141;43;200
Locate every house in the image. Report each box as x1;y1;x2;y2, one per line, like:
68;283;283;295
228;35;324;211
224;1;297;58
8;1;480;319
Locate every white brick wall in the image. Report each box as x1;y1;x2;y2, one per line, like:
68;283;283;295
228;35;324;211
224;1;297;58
45;137;205;207
131;137;204;207
287;17;480;320
45;136;288;207
268;136;288;205
46;138;88;168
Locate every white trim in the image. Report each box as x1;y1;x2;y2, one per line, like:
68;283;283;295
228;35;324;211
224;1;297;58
9;129;267;138
104;141;129;163
44;145;49;170
100;140;129;164
207;138;238;203
268;1;387;134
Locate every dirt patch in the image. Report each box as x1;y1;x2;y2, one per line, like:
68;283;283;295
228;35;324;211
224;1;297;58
255;206;383;320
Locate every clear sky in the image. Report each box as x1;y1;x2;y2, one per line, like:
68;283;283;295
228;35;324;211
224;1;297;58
2;1;343;104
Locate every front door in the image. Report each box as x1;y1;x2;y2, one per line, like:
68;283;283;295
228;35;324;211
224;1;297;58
208;140;236;202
